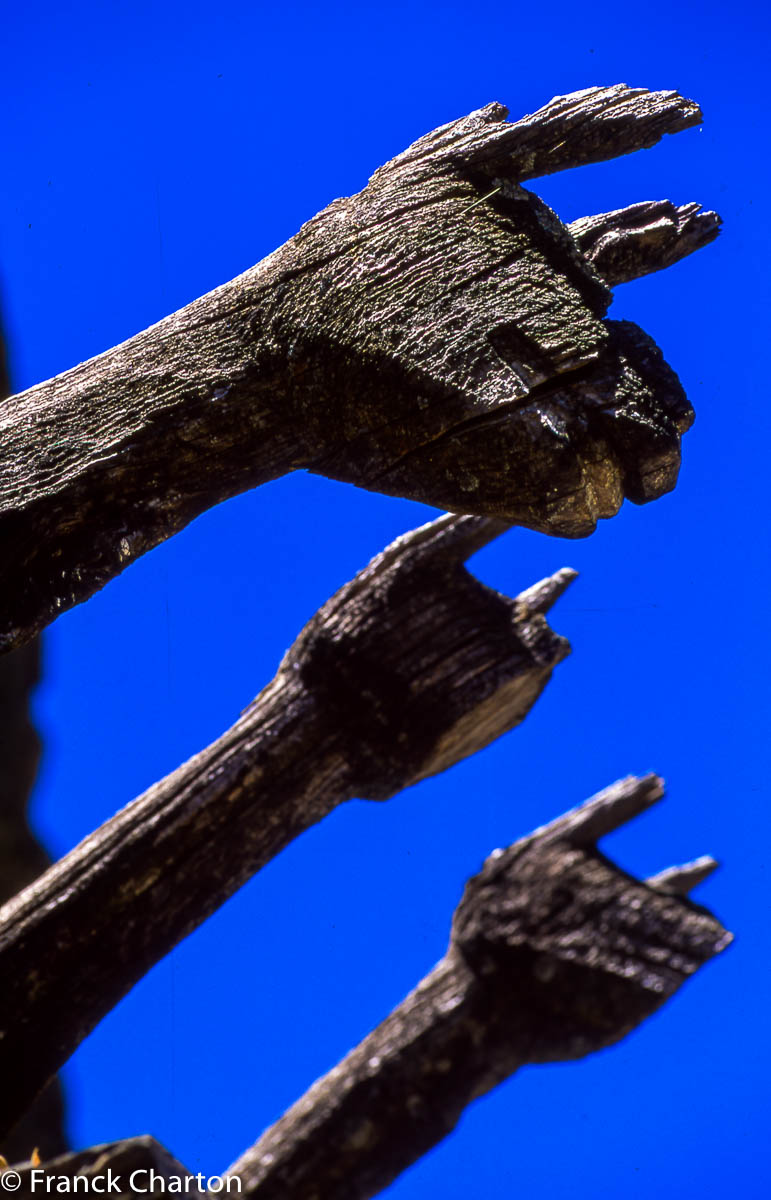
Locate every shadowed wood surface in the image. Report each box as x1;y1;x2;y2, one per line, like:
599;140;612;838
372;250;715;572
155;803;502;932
226;776;731;1200
0;513;574;1139
3;783;730;1199
5;1138;204;1198
0;325;68;1161
0;84;718;653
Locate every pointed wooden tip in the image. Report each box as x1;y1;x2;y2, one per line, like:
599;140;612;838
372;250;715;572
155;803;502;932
647;855;720;895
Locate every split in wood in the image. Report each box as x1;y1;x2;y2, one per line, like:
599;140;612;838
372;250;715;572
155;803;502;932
225;775;731;1200
0;513;574;1139
0;84;719;653
569;200;721;287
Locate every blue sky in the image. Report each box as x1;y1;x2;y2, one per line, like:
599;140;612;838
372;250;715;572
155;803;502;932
1;1;768;1196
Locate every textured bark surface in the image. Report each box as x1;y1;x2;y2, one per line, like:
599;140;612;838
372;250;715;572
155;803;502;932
0;84;719;653
226;777;731;1200
0;513;575;1139
0;328;68;1161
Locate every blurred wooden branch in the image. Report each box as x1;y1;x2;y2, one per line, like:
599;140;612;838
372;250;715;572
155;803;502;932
0;84;719;653
226;776;730;1200
0;324;68;1160
6;1138;203;1197
0;513;575;1138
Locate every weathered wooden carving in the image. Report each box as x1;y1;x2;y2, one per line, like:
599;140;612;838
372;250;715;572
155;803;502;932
0;513;574;1136
0;86;719;652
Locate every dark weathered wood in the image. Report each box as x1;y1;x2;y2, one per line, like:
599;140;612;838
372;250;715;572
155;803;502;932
0;84;717;653
569;200;721;287
0;513;575;1139
0;340;48;903
226;777;731;1200
4;782;730;1198
5;1138;205;1198
0;325;68;1162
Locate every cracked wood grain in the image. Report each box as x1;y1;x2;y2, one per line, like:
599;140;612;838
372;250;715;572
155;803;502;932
0;84;718;653
226;776;731;1200
0;513;574;1140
